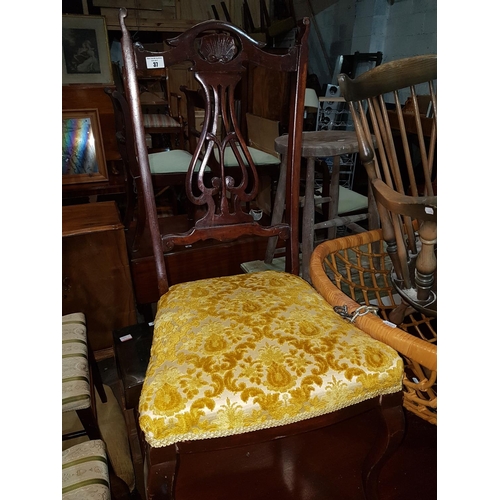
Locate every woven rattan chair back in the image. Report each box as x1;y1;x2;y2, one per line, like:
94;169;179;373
338;55;437;322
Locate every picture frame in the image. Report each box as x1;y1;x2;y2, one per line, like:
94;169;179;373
62;15;113;85
62;109;108;184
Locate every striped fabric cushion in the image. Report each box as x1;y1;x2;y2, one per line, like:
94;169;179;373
62;313;90;412
143;114;181;128
62;439;110;500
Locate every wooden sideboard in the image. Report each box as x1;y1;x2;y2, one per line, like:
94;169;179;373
62;201;137;360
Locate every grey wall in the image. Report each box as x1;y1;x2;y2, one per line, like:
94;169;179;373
292;0;437;90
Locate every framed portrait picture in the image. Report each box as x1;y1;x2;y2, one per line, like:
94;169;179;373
62;15;113;85
62;109;108;184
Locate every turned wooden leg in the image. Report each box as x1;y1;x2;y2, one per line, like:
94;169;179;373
301;157;316;283
362;392;405;500
415;220;437;302
327;155;341;241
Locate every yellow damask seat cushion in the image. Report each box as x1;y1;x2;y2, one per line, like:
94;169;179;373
139;271;403;448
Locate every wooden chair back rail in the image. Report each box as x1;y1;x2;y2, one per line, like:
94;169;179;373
338;55;437;318
119;8;309;297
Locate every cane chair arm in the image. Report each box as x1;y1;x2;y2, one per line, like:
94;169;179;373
310;229;437;424
310;229;436;371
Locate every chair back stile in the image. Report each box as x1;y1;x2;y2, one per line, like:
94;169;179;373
119;8;309;296
338;55;437;319
120;10;168;296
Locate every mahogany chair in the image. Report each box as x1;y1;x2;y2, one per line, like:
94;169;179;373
136;45;186;151
105;87;208;253
338;55;437;322
113;60;185;151
310;55;437;424
119;7;405;499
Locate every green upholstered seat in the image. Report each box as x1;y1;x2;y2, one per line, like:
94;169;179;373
214;145;281;167
148;149;207;174
337;185;368;214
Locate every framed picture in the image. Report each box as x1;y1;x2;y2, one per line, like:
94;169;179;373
62;15;113;85
62;109;108;184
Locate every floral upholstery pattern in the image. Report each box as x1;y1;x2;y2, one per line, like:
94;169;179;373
62;313;90;413
139;271;403;448
62;439;110;500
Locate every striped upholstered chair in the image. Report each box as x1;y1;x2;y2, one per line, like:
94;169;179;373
62;313;107;441
62;439;111;500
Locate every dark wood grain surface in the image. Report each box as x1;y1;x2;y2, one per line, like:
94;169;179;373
275;130;360;157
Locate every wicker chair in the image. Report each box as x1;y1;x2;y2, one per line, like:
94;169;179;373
310;229;437;424
311;55;437;424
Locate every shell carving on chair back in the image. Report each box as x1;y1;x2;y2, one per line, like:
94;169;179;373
199;33;238;63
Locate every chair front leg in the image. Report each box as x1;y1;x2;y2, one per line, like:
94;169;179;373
146;444;179;500
361;392;405;500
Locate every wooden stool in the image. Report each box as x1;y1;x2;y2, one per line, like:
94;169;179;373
265;130;376;282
